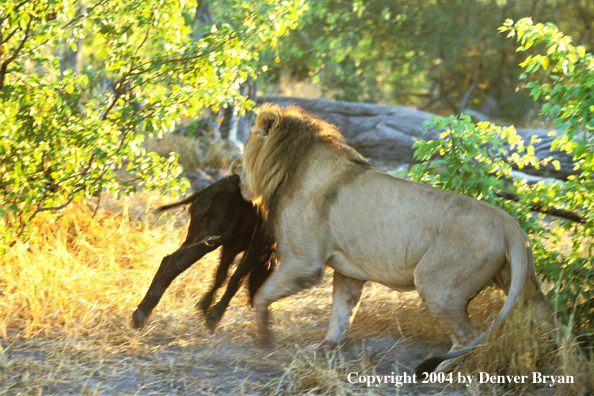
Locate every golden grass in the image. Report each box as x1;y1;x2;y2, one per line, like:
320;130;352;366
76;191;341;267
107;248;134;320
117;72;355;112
1;193;592;395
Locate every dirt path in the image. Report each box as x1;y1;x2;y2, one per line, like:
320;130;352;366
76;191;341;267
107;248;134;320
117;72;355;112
3;214;567;396
2;331;473;395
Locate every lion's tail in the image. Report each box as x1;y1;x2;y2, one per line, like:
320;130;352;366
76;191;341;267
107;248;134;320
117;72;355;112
414;224;529;375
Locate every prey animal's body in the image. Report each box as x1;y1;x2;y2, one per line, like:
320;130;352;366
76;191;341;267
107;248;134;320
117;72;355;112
132;175;275;332
241;105;555;373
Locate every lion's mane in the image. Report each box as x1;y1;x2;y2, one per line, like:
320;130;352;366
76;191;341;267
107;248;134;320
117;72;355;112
242;104;369;226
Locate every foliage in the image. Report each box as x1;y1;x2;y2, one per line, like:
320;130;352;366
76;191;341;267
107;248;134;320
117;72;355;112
406;18;594;334
0;0;306;246
267;0;594;122
504;17;594;333
409;116;538;205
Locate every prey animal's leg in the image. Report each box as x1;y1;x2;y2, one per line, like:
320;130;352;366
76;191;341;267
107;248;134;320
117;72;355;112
197;244;241;315
313;271;365;352
132;242;217;329
253;254;324;347
205;245;272;332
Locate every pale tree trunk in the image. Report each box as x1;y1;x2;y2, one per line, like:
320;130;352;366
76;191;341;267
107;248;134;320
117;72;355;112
190;1;247;150
60;2;86;75
193;1;213;41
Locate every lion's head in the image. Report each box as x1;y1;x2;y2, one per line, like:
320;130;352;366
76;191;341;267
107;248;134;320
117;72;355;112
242;104;368;225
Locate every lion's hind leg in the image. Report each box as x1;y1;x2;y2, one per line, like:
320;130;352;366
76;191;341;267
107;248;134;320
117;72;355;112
414;247;493;371
416;286;481;351
415;289;481;372
253;254;324;347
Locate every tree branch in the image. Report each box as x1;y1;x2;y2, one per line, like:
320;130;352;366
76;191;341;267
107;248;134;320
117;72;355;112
458;63;482;115
2;26;22;45
45;153;96;192
0;0;30;27
34;188;83;213
10;0;109;63
495;190;586;223
1;14;32;67
133;9;155;58
0;14;33;90
100;82;126;121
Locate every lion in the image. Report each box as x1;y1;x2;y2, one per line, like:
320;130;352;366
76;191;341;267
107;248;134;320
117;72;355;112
241;104;556;374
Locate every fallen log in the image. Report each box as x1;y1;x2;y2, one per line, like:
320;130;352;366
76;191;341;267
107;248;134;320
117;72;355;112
255;95;576;180
256;95;437;166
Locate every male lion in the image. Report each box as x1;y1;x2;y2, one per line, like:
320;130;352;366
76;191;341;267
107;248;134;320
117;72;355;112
242;104;555;373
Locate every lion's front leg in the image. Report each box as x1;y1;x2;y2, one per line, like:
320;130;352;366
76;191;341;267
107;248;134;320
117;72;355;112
312;270;365;352
253;254;324;347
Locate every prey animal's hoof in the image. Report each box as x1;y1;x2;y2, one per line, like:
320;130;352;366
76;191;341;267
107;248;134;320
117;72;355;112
131;309;147;330
204;307;224;333
196;297;211;315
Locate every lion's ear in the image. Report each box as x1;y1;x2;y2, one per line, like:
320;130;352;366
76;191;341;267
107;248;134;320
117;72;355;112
256;105;282;136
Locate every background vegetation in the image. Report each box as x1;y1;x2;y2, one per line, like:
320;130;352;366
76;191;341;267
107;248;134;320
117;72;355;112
0;0;305;244
269;0;594;122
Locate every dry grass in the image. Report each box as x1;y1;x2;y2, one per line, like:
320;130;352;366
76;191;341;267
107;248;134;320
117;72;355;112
1;193;592;395
453;314;594;395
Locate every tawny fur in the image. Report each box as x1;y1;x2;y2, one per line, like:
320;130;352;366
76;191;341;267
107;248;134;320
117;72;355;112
242;104;556;373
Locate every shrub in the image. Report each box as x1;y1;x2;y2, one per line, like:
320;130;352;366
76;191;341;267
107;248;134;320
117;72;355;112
406;18;594;336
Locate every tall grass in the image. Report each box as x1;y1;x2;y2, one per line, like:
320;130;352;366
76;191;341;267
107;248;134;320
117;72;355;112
0;193;189;340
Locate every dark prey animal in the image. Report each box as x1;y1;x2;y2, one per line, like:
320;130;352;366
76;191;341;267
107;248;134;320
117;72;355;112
132;175;276;332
